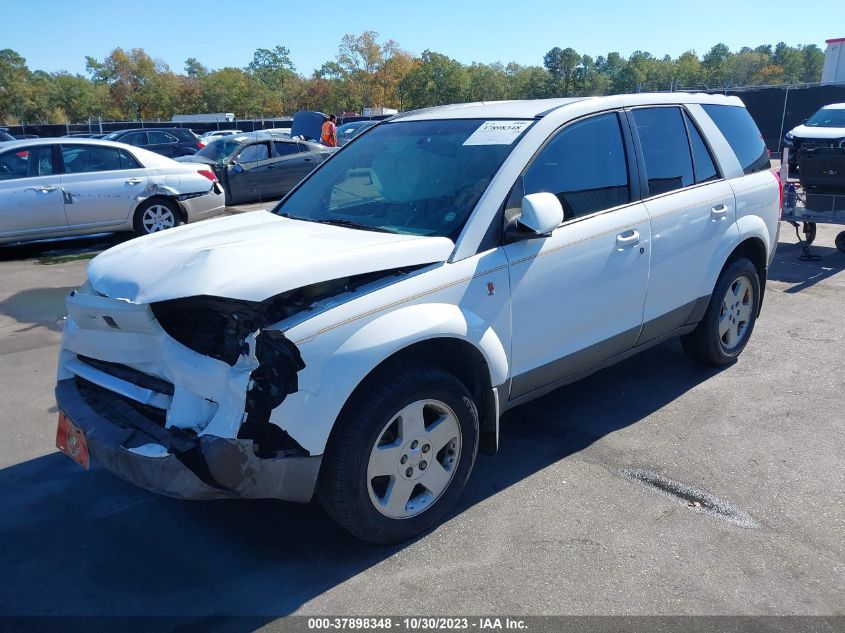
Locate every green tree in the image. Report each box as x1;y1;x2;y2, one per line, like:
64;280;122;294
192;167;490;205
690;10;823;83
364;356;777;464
184;57;208;78
400;50;468;109
0;49;32;122
702;43;731;87
801;44;824;82
543;46;580;96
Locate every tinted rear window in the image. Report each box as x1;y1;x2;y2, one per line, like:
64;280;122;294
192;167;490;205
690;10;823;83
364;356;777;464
701;104;770;175
632;107;694;196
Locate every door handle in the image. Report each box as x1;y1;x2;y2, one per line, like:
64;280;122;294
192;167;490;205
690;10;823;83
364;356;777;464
616;229;640;248
304;157;313;162
26;185;58;193
711;204;728;220
126;178;143;185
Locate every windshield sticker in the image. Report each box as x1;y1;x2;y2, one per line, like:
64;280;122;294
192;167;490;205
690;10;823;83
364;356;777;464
463;120;533;145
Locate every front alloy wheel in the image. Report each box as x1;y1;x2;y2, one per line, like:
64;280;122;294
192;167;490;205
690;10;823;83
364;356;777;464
367;399;462;519
319;363;479;544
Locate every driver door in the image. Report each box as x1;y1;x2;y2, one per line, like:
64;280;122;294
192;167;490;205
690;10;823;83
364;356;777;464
0;144;67;240
226;141;274;203
504;111;651;400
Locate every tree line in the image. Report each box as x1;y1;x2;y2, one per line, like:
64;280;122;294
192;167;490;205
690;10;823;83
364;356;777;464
0;32;826;124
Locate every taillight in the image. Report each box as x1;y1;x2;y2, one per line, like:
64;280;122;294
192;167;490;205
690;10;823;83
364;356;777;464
773;169;783;218
197;169;217;182
196;141;205;148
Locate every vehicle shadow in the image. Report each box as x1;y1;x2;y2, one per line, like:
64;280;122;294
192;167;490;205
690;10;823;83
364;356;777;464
0;234;129;263
0;339;723;624
769;239;845;293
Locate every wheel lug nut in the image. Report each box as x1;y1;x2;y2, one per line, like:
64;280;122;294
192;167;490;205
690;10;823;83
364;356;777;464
405;467;413;477
400;455;408;464
410;440;418;449
422;444;430;453
419;461;428;470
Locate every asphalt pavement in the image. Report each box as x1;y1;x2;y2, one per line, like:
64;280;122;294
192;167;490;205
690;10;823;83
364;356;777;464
0;218;842;622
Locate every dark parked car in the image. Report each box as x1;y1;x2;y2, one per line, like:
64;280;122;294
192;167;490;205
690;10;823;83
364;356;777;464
0;129;15;142
101;127;202;157
177;131;332;204
336;120;378;146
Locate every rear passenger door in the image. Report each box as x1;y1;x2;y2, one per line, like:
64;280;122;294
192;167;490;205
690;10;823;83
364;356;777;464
628;106;738;344
144;131;181;157
505;111;652;400
59;144;149;229
272;140;316;194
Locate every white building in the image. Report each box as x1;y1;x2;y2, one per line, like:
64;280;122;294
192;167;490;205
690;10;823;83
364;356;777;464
822;37;845;84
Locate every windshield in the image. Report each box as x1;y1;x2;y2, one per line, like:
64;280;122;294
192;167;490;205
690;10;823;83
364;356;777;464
805;108;845;128
196;138;244;165
101;131;120;140
273;118;533;237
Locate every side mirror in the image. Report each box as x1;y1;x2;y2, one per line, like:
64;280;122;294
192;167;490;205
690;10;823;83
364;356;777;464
506;193;563;241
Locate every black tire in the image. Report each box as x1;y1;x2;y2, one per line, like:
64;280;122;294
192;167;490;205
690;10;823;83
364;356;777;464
803;222;817;245
681;257;761;366
318;363;479;544
836;231;845;254
132;198;181;236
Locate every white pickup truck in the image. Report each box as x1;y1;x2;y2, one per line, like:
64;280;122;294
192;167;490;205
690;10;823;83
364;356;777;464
55;94;780;543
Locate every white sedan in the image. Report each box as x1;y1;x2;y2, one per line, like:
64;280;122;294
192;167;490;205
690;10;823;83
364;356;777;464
199;129;243;142
0;138;225;244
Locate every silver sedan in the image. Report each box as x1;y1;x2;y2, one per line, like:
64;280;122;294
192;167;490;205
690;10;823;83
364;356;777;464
0;138;226;245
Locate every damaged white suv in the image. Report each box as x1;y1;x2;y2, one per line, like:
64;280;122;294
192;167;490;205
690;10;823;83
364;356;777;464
56;95;780;543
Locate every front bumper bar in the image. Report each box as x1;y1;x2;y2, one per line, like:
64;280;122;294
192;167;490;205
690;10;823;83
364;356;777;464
55;378;321;503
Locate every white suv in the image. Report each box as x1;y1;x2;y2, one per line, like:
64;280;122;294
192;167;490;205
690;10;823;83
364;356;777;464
55;94;780;543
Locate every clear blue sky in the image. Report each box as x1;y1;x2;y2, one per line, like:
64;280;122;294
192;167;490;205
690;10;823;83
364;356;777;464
6;0;841;75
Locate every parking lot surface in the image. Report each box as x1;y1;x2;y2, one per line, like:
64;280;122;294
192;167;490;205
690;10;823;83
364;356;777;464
0;218;842;619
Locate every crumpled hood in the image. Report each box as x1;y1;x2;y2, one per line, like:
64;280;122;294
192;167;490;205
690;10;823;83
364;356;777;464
790;124;845;140
87;212;454;303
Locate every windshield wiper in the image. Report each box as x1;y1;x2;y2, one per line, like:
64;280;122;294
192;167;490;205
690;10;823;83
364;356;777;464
280;214;394;233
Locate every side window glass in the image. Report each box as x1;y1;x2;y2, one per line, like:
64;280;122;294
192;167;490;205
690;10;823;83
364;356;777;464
0;146;53;181
122;132;147;146
237;143;270;163
521;112;630;220
147;131;177;144
61;145;123;174
701;104;770;175
119;149;141;169
683;111;719;184
274;142;301;156
632;107;694;196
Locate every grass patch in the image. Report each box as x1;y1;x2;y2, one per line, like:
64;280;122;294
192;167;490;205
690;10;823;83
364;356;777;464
37;252;100;265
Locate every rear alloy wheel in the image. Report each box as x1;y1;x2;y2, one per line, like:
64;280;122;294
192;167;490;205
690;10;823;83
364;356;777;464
133;199;180;236
319;364;479;544
681;256;760;366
